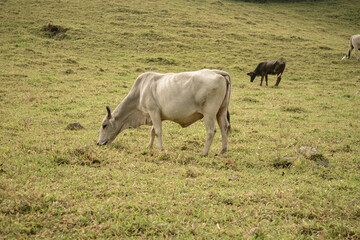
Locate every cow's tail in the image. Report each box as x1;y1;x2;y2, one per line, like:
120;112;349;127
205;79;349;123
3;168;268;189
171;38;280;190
279;61;286;76
212;70;231;135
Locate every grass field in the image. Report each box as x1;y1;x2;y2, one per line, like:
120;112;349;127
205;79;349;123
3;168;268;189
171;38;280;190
1;0;360;238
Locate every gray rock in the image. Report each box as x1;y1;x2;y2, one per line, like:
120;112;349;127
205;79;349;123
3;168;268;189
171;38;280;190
298;146;317;157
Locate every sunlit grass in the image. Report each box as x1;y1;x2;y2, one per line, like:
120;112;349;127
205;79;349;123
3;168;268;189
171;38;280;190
0;0;359;238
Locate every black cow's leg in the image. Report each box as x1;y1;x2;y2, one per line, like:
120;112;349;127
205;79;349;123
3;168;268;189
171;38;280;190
275;74;281;86
265;75;268;86
260;76;264;86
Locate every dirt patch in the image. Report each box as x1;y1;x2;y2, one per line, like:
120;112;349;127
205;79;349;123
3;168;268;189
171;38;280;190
272;158;293;169
144;57;177;65
242;97;259;103
41;23;68;40
66;122;84;130
282;106;305;113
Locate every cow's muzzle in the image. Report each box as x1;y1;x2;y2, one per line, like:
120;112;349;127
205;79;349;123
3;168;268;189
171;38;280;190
97;140;108;146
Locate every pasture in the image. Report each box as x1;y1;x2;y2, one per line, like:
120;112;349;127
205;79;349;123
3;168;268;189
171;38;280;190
0;0;359;238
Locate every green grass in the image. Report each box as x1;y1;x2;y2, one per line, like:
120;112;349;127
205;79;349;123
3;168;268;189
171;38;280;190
1;0;360;238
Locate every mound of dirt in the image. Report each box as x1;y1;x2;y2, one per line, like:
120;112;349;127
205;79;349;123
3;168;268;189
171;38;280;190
66;122;84;130
41;23;68;40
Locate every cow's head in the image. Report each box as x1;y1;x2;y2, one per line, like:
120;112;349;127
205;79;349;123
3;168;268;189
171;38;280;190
97;106;120;146
247;72;256;82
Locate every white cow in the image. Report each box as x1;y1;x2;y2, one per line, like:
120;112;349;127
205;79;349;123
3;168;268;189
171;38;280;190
348;34;360;60
97;69;231;156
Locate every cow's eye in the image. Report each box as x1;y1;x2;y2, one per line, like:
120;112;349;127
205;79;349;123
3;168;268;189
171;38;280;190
102;124;107;129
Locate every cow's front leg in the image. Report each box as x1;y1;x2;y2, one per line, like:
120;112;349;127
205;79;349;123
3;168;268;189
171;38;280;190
260;75;264;86
355;48;359;60
149;111;163;150
147;126;155;148
201;115;216;157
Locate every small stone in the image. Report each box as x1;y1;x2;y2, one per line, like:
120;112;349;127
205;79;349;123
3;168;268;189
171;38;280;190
316;161;329;168
65;69;74;74
298;146;317;157
229;174;240;181
250;227;260;235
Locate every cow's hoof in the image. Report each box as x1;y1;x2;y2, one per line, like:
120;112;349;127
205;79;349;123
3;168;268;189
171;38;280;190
200;152;208;157
219;149;227;155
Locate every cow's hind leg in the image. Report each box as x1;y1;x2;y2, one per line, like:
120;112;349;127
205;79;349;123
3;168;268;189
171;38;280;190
147;126;155;148
149;111;163;150
216;109;229;155
355;47;359;60
201;115;216;157
275;73;282;86
265;75;268;86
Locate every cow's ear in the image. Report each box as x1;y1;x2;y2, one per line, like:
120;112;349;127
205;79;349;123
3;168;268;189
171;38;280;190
106;106;111;118
247;72;251;76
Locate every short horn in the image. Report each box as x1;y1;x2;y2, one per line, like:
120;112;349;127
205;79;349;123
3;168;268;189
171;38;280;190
106;106;111;118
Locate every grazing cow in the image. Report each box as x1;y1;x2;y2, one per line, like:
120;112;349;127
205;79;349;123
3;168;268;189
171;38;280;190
348;34;360;60
97;69;231;156
247;60;286;86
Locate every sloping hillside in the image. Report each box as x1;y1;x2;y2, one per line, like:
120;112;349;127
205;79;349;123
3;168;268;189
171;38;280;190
0;0;359;238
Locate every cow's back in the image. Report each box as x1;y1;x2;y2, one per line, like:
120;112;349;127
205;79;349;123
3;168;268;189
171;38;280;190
137;69;228;127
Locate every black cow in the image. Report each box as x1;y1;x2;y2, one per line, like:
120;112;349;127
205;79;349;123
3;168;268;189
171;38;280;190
247;60;286;86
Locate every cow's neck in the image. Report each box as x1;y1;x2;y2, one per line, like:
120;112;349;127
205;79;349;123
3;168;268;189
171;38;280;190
112;91;149;132
113;93;138;119
254;68;262;76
